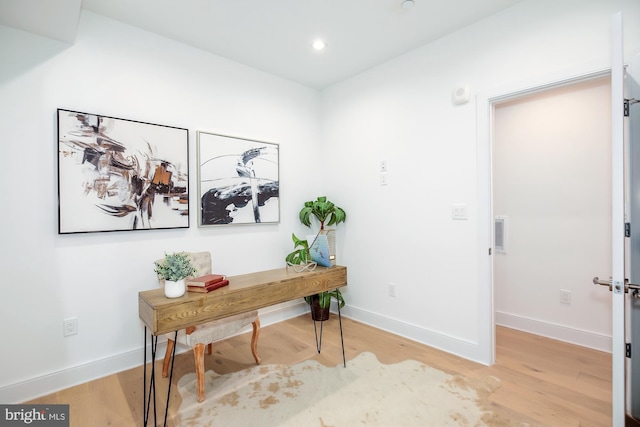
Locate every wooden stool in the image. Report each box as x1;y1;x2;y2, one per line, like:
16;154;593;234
162;310;261;402
156;251;261;403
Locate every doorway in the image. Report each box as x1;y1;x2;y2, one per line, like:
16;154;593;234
492;76;613;351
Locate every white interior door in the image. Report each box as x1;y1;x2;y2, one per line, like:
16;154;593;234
610;11;626;427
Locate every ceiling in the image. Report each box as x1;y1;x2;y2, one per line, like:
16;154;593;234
1;0;526;88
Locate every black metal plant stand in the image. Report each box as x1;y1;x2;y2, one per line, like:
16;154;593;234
312;288;346;368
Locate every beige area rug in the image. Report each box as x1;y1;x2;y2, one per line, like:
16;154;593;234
175;352;505;427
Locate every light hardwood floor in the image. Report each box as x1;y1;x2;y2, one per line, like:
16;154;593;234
27;315;612;426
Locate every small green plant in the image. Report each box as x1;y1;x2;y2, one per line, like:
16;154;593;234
154;252;196;282
304;290;345;309
285;233;310;265
299;196;346;230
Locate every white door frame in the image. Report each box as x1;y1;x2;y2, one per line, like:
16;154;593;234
476;66;611;366
610;12;626;426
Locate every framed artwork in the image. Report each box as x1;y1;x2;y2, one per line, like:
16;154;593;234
197;131;279;226
57;109;189;234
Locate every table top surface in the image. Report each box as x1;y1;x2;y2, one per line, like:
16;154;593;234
138;265;347;334
139;265;346;307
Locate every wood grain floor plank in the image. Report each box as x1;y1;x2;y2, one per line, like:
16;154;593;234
25;315;612;426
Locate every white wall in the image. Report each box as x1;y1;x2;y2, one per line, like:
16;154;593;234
0;11;321;402
2;0;640;404
321;0;640;362
493;77;613;350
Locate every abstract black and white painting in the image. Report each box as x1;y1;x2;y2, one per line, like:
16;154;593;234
197;131;279;226
57;109;189;234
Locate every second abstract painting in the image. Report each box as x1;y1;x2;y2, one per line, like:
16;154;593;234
197;131;279;226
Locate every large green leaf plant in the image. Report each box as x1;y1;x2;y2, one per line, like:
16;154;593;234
299;196;346;230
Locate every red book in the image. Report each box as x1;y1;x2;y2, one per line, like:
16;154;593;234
188;279;229;293
186;274;226;287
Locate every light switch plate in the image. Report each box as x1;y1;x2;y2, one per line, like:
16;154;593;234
452;204;468;220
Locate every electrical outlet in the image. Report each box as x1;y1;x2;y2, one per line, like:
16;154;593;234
559;290;571;305
380;173;388;186
63;317;78;337
388;283;397;297
380;160;388;172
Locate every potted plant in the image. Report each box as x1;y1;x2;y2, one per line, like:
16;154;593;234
154;252;197;298
304;290;346;321
299;196;346;230
287;196;347;320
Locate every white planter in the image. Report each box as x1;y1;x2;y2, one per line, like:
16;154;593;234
164;279;186;298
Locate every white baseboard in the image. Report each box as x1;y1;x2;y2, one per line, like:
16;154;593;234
0;347;145;405
0;300;309;404
340;305;489;365
495;311;612;353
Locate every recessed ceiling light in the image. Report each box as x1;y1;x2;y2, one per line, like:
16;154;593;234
401;0;415;9
312;39;327;51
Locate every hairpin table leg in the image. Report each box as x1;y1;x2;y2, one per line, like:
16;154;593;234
143;329;178;427
143;327;157;426
163;330;178;426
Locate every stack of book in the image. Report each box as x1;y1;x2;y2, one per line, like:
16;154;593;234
186;274;229;293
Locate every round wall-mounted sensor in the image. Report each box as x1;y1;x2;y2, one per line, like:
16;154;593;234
402;0;415;9
452;85;471;105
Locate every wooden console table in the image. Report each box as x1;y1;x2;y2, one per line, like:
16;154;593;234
139;265;347;426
